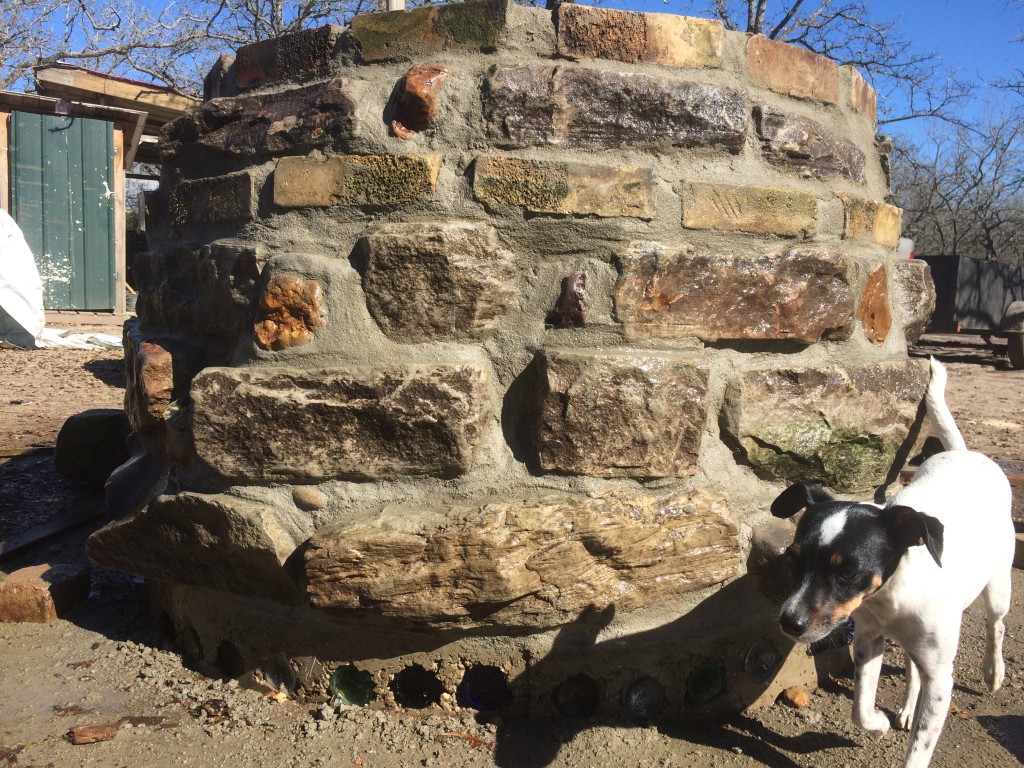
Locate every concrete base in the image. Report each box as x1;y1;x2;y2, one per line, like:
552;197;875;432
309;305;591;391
148;573;820;720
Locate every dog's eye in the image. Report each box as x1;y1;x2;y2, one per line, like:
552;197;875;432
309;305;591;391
838;569;858;582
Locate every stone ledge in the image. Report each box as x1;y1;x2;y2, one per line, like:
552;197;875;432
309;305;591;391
235;25;345;91
305;489;739;629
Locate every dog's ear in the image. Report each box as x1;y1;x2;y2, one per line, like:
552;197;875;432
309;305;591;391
771;483;834;518
885;505;945;567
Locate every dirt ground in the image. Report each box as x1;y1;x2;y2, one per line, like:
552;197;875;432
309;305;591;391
0;327;1022;768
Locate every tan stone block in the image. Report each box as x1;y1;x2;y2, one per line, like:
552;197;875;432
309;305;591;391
253;273;324;350
683;182;816;237
644;13;723;68
537;349;708;478
747;35;839;103
861;263;892;344
838;194;902;248
274;154;441;208
0;564;90;623
849;67;877;121
473;155;656;218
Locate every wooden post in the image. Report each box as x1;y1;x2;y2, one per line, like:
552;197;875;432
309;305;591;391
0;111;8;213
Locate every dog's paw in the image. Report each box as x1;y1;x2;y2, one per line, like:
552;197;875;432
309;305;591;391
984;656;1005;692
853;708;891;736
895;704;915;731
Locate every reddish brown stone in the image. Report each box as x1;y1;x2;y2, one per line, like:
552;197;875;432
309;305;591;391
861;263;892;344
124;322;174;433
755;106;866;182
253;273;324;351
391;63;451;139
0;564;90;623
613;243;854;343
546;273;588;328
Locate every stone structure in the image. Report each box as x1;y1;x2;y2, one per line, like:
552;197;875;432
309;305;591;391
89;0;935;720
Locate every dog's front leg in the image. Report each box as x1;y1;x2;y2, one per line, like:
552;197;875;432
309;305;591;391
895;657;920;731
852;631;890;736
902;668;953;768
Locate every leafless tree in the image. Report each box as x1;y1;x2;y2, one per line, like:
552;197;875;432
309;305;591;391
0;0;381;94
893;111;1024;263
681;0;973;127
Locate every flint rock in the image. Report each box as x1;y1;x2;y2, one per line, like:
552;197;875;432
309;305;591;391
305;489;739;629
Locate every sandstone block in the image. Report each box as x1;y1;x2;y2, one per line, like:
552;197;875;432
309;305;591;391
170;171;256;232
613;243;854;343
849;67;877;121
348;0;506;63
234;25;344;90
273;154;441;208
722;360;930;491
134;244;260;346
304;489;739;629
755;107;866;182
0;564;90;623
357;222;516;340
860;263;892;344
486;66;746;152
536;349;708;478
556;5;723;69
123;321;174;433
55;409;132;486
892;259;936;344
473;155;656;218
746;35;838;103
682;182;816;237
87;493;312;604
189;365;489;483
161;78;356;160
838;194;901;248
253;273;324;350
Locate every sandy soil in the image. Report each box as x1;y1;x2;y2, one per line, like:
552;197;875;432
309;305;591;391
0;329;1022;768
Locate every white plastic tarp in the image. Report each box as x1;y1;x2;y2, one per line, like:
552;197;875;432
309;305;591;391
0;208;45;349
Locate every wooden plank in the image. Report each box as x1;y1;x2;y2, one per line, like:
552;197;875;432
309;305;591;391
113;128;126;314
0;111;8;213
34;65;200;126
78;118;115;310
0;506;104;561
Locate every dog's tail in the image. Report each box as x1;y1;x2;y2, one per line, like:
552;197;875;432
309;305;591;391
926;357;968;451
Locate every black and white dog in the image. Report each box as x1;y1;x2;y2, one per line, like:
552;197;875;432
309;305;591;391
771;358;1014;768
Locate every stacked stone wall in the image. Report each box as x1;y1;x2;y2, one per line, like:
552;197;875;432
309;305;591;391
89;0;936;716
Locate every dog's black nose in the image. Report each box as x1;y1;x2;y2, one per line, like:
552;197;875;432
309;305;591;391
780;611;809;637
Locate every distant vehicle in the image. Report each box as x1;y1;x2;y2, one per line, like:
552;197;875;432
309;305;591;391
897;237;916;259
916;253;1024;369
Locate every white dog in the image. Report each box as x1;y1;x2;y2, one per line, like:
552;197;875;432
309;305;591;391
771;358;1014;768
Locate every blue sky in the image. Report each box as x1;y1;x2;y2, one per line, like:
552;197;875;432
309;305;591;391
595;0;1023;141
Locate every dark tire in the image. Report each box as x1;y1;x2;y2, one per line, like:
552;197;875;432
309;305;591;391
1008;333;1024;370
